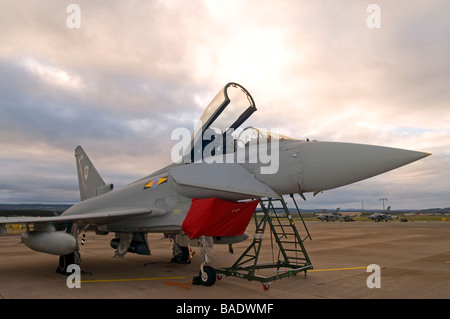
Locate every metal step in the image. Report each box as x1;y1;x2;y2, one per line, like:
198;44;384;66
215;195;313;286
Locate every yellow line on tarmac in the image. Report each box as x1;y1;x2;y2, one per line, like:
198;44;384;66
79;276;185;283
310;266;367;272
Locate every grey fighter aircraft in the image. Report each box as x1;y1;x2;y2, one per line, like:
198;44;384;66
316;208;341;222
370;206;393;222
0;82;431;286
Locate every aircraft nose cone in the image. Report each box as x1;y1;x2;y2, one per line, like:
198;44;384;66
297;141;430;192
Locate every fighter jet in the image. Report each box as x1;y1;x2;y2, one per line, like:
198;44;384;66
0;82;431;286
316;208;341;222
370;206;393;222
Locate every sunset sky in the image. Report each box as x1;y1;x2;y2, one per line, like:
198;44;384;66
0;1;448;209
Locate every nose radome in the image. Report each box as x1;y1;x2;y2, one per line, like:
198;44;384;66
297;141;430;193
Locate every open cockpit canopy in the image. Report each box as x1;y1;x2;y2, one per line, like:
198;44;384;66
185;83;256;161
195;83;256;135
183;83;298;162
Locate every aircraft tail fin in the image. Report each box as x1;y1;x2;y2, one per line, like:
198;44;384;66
75;146;112;201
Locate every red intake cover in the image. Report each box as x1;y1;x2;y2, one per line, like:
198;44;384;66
181;198;260;239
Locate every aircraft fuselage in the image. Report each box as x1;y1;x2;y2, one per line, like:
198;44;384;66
63;137;428;234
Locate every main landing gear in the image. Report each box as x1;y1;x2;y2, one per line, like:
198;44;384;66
56;251;81;275
192;236;216;286
171;245;191;264
171;234;217;286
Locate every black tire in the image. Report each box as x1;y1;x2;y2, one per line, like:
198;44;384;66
199;266;216;286
171;246;190;263
57;253;75;275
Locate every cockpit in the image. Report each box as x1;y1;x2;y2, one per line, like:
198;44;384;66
236;127;297;149
184;83;297;163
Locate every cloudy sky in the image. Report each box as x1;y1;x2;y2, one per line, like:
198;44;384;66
0;1;449;210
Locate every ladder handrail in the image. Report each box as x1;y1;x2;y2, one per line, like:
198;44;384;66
289;194;312;241
258;196;312;267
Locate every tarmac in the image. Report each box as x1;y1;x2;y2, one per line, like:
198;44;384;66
0;221;449;299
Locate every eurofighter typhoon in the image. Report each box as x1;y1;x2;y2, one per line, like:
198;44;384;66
0;83;431;286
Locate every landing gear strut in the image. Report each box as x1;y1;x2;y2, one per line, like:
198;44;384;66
171;233;217;286
56;222;81;275
192;236;216;286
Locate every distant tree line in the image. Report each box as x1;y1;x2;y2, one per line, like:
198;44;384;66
0;210;57;217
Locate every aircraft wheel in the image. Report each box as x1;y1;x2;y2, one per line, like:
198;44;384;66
57;253;75;275
199;266;216;286
171;246;190;263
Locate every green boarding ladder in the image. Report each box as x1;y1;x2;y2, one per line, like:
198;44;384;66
215;194;313;290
